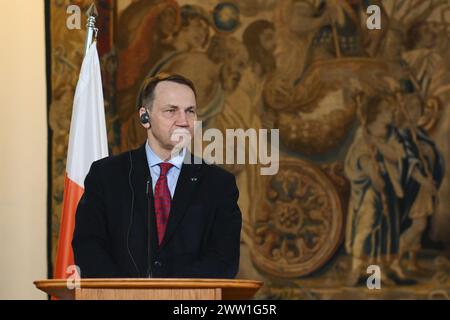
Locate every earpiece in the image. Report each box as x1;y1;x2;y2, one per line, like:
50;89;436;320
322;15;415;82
140;112;150;124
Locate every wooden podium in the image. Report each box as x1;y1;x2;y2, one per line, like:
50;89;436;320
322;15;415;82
34;279;263;300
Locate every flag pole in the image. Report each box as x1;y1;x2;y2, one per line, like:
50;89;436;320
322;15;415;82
84;3;98;56
53;1;107;285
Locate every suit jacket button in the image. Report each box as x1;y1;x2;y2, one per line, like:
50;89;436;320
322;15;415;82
154;260;162;267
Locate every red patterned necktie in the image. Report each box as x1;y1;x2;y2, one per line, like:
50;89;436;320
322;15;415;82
154;162;173;245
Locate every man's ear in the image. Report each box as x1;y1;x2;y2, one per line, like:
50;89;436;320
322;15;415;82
138;107;151;129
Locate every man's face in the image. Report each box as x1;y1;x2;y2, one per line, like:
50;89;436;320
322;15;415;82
143;81;197;151
185;17;209;49
368;100;393;138
158;7;178;38
259;28;276;52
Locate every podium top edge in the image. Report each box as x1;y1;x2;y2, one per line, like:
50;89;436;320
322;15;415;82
34;278;263;290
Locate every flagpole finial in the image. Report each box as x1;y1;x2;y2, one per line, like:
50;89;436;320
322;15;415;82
84;2;99;56
86;2;98;18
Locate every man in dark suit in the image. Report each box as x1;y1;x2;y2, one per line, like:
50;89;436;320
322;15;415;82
72;73;242;278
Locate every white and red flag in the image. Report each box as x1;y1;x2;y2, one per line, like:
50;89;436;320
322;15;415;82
54;42;108;279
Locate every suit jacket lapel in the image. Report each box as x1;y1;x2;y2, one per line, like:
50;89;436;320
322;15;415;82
159;152;203;249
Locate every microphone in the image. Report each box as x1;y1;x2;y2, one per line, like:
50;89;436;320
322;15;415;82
127;151;140;276
146;178;153;278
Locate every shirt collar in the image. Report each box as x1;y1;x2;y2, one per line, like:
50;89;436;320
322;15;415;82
145;141;186;170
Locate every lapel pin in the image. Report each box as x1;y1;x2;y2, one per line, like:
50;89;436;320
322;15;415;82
190;177;198;182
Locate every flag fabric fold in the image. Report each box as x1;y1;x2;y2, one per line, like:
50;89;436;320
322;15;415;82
54;42;109;279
